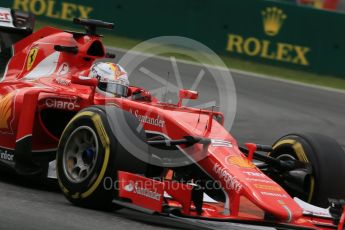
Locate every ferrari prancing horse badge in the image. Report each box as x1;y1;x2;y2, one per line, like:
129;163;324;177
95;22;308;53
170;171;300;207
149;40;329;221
27;47;39;71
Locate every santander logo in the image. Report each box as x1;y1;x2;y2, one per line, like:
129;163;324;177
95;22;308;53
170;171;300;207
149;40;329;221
123;181;162;201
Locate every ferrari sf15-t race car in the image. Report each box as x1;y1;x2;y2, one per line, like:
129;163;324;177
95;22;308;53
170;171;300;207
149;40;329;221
0;8;344;230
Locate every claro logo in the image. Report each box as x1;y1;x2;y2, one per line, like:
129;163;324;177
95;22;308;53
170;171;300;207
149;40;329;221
226;7;311;66
13;0;93;21
45;99;80;110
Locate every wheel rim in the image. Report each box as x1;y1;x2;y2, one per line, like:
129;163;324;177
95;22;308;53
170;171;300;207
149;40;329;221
62;126;99;183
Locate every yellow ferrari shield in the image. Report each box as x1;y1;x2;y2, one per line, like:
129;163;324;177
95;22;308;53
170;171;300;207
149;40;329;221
27;47;39;71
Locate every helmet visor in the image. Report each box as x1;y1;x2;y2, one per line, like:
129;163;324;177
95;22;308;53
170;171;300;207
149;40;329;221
98;82;128;97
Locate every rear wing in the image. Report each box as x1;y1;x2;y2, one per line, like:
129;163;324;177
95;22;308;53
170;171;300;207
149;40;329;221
0;8;35;80
0;7;35;34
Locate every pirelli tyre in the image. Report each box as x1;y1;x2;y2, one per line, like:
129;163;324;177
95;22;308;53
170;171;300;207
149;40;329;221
56;106;149;210
270;133;345;208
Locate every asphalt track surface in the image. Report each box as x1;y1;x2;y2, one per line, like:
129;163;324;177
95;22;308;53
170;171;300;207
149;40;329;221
1;47;345;230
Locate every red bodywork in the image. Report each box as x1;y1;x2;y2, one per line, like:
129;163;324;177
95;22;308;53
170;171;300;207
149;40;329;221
0;24;341;229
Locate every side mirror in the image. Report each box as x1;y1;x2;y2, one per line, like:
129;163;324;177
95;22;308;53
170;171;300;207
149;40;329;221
71;75;98;87
177;89;198;107
71;75;98;103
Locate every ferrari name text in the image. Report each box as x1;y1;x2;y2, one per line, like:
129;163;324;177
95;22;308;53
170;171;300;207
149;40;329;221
124;182;162;201
213;163;242;193
45;99;80;110
211;139;233;148
130;109;165;128
0;150;14;161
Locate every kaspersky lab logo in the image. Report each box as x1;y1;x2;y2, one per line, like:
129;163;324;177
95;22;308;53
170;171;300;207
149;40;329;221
226;7;310;66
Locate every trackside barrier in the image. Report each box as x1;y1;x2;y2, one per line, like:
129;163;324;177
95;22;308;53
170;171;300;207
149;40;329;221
3;0;345;77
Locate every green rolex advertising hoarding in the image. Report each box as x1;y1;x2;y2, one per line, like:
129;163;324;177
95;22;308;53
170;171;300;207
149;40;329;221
2;0;345;77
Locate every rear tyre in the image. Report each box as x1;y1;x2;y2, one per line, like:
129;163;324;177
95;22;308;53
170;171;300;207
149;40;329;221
270;133;345;207
57;106;149;210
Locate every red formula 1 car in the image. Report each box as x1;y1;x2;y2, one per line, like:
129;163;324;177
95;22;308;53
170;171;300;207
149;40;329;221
0;8;344;230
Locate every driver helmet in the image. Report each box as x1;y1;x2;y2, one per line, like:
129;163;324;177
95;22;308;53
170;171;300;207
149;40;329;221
89;62;129;97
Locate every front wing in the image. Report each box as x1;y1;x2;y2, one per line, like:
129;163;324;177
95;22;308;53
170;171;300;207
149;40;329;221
114;171;345;230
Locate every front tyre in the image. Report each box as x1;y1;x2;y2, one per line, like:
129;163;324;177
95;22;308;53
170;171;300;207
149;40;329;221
270;133;345;207
57;106;148;210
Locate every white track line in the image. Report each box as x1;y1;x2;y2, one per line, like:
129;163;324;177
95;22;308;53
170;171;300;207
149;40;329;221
108;46;345;95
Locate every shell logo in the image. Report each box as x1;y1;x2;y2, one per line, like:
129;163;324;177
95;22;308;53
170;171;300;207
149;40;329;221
254;184;282;192
0;93;13;130
227;156;255;169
